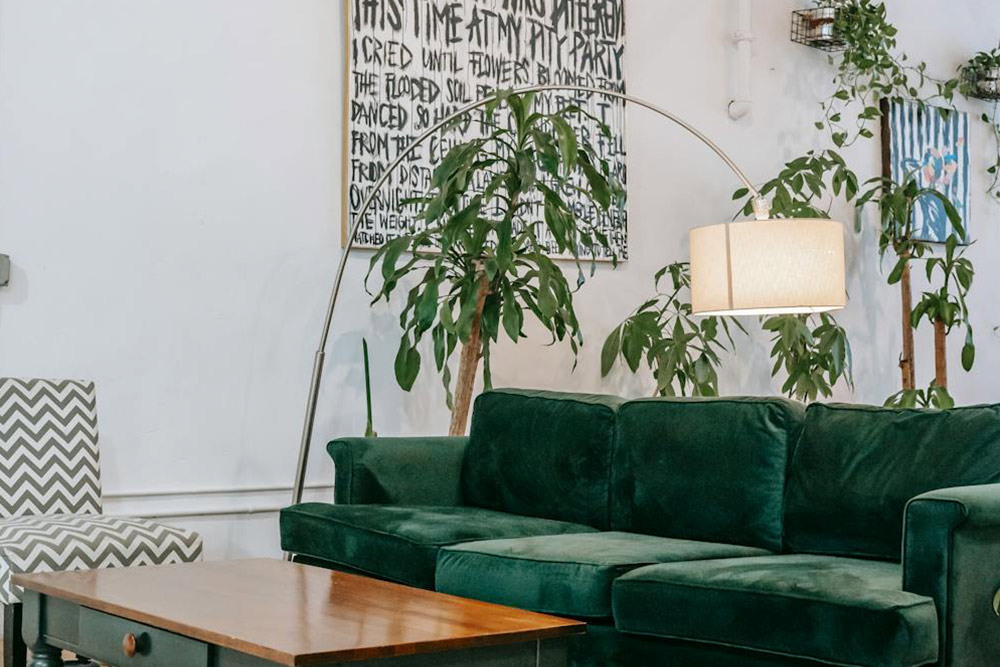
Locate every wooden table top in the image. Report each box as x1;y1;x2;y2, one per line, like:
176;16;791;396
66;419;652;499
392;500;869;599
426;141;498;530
13;559;584;666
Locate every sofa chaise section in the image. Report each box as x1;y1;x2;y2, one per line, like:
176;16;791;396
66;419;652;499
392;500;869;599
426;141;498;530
279;433;599;588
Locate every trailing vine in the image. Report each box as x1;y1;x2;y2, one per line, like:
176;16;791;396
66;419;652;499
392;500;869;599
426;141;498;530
810;0;965;149
814;0;1000;199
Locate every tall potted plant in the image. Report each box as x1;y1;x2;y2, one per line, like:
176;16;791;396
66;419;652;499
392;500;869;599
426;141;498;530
366;91;624;435
856;175;973;405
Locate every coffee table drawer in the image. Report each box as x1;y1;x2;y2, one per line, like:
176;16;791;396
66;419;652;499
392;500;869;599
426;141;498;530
79;607;209;667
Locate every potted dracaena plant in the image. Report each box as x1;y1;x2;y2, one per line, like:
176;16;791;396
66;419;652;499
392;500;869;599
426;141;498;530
856;174;973;408
366;91;624;435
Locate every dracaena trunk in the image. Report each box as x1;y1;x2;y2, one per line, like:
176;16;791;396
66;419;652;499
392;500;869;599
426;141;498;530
449;276;490;436
899;257;916;391
934;318;948;390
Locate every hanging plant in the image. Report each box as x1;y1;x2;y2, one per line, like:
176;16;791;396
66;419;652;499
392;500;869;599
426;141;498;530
959;43;1000;100
977;106;1000;201
808;1;999;200
956;44;1000;200
809;0;946;148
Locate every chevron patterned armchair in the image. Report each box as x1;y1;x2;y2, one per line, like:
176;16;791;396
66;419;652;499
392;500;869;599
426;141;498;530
0;379;203;665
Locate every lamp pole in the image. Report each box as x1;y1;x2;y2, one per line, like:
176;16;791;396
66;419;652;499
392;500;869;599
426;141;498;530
289;85;771;513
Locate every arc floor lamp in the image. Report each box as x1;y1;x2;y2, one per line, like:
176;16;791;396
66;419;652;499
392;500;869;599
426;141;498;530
289;84;847;508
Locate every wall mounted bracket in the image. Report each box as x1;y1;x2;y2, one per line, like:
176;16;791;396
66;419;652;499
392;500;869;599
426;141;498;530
728;0;755;120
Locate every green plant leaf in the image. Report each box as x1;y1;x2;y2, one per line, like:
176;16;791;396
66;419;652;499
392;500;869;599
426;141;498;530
551;116;578;174
501;282;524;342
415;271;440;334
962;327;975;371
601;326;622;377
394;336;420;391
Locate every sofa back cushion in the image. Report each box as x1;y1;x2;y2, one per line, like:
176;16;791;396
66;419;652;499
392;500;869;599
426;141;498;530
784;403;1000;561
612;397;804;552
462;389;624;529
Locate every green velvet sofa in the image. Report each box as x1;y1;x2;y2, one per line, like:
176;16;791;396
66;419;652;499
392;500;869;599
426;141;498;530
280;389;1000;667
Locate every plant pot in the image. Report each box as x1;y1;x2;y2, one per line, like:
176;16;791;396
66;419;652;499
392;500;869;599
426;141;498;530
804;7;838;43
791;7;844;51
976;67;1000;98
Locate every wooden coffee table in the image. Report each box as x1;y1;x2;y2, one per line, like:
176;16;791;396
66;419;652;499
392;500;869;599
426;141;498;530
12;558;584;666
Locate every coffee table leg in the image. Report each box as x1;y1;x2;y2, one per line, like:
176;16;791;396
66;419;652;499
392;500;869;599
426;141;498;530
28;640;63;667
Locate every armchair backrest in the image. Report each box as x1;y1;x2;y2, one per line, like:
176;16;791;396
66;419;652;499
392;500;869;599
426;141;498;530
0;378;103;517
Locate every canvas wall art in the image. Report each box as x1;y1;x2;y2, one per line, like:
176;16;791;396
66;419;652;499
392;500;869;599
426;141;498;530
883;99;971;244
342;0;628;260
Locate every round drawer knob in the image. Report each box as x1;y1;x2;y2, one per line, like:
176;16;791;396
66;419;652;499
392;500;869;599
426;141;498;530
994;588;1000;617
122;632;138;658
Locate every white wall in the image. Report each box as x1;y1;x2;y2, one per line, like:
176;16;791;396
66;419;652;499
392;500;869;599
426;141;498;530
0;0;998;558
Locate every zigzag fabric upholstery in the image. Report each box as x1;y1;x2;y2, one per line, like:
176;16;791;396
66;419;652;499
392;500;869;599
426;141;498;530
0;514;202;604
0;378;202;605
0;379;102;516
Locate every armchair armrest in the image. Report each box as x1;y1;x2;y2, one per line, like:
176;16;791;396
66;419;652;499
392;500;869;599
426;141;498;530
327;436;468;506
903;484;1000;667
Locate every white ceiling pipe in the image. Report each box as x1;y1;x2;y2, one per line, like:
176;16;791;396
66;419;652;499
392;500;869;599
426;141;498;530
729;0;754;120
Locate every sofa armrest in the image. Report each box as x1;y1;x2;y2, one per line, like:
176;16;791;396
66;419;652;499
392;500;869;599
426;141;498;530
903;484;1000;666
327;436;468;506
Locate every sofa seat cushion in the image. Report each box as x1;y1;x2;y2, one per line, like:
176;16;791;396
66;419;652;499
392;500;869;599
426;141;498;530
279;503;597;589
612;555;939;667
435;531;771;619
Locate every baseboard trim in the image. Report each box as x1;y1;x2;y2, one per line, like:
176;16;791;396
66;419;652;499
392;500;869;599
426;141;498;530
103;482;334;500
102;483;335;520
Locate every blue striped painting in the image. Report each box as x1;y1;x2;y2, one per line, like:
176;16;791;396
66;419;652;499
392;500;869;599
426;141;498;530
887;99;970;244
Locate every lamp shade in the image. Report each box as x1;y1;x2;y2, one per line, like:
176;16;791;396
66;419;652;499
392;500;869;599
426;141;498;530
690;219;846;316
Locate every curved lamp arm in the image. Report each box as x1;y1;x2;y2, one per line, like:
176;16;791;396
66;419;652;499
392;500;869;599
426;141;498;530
289;84;769;512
